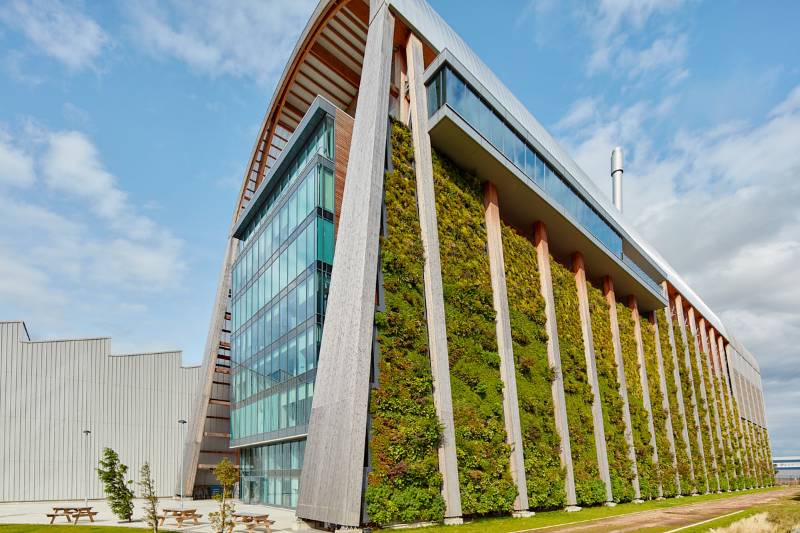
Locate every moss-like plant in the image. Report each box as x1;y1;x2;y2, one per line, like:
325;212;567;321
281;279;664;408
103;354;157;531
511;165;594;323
433;149;517;515
670;311;707;492
696;342;726;491
726;386;749;489
657;309;693;495
501;224;565;510
616;302;657;499
366;121;445;525
587;283;634;502
686;331;717;492
706;359;731;492
641;313;677;497
550;259;605;506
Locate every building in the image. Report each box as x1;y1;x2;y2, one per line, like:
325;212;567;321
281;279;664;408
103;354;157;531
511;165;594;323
182;0;773;529
774;457;800;484
0;321;200;502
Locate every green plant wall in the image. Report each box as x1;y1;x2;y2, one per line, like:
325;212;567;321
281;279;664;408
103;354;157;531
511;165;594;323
684;332;715;492
695;342;726;491
616;302;657;499
501;224;565;510
641;313;678;497
550;259;605;506
727;389;750;488
366;121;446;525
656;309;693;495
707;361;733;491
670;311;707;492
432;150;517;515
587;283;634;502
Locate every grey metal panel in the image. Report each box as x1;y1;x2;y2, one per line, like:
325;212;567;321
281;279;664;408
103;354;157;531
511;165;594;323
0;321;200;502
296;3;395;527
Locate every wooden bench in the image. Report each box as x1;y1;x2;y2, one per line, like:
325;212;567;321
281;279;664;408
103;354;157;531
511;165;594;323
71;510;98;524
159;508;202;527
48;506;95;524
232;512;272;533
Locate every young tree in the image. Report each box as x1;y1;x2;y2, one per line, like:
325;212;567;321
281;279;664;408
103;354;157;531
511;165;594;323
208;458;238;533
96;448;134;521
139;462;159;533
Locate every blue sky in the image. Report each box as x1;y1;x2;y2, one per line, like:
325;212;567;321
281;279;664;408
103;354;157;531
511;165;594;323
1;0;798;455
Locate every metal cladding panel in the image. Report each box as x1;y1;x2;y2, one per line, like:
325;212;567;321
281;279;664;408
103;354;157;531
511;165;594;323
389;0;734;341
0;321;200;502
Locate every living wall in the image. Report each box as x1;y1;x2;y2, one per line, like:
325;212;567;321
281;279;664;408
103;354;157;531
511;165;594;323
670;311;708;492
550;259;605;506
707;359;733;491
727;388;751;488
587;283;635;502
501;224;565;510
433;148;517;515
656;309;693;495
366;121;445;525
696;342;727;491
641;313;678;497
616;302;657;499
688;332;719;492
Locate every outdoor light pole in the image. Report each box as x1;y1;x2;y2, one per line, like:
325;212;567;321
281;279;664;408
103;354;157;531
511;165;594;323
178;419;187;509
82;429;91;507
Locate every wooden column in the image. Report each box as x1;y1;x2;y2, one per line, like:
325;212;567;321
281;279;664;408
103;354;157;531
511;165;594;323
673;295;709;493
662;283;696;493
296;4;395;527
533;222;579;511
652;312;681;493
700;320;730;491
687;308;720;492
405;33;463;523
483;183;531;516
572;253;614;505
709;329;735;489
629;296;661;498
604;276;642;502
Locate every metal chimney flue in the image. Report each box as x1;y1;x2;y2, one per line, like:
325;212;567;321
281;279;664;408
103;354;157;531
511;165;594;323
611;146;623;212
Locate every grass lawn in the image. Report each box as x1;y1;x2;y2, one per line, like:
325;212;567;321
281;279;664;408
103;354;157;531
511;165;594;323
397;487;779;532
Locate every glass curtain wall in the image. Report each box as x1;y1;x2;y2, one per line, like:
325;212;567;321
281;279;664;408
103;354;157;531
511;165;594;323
427;66;661;291
230;114;336;508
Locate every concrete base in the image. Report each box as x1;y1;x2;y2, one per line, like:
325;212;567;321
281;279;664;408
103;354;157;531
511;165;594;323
564;506;582;513
690;492;700;496
512;510;535;518
603;501;617;507
632;499;644;504
384;521;437;530
335;528;365;533
675;494;684;498
443;517;464;526
292;518;318;531
656;497;666;501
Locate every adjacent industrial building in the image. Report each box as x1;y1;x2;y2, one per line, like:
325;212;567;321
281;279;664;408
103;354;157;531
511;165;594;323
0;321;200;502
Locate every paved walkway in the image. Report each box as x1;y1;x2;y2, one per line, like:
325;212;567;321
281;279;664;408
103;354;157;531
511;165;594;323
518;487;796;533
0;498;321;532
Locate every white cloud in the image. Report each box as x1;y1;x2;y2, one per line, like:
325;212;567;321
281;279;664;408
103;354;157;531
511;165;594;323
555;84;800;455
0;0;109;71
127;0;316;85
0;133;35;187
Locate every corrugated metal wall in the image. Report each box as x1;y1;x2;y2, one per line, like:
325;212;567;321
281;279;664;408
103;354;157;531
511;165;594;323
0;321;201;502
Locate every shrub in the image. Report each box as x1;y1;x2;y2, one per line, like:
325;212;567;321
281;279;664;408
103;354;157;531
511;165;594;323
501;223;565;509
209;458;238;533
616;302;657;499
138;462;159;533
366;120;445;525
641;313;677;497
657;309;693;495
587;283;634;502
550;258;604;507
433;148;516;515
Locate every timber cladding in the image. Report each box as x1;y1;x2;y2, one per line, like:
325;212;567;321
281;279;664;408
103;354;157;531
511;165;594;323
334;108;354;235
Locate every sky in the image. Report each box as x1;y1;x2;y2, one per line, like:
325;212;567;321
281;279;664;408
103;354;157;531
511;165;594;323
0;0;798;455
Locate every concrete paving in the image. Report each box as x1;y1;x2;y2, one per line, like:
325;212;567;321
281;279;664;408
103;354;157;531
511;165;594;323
0;498;322;532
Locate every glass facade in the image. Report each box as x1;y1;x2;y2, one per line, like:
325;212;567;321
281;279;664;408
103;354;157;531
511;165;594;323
230;112;336;508
426;65;661;292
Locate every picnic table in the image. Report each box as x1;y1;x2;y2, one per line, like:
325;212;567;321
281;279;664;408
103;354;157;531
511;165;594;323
232;512;273;532
47;506;97;524
158;507;202;527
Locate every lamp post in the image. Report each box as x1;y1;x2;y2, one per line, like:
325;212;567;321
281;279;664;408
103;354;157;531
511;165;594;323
178;419;187;509
82;430;91;507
